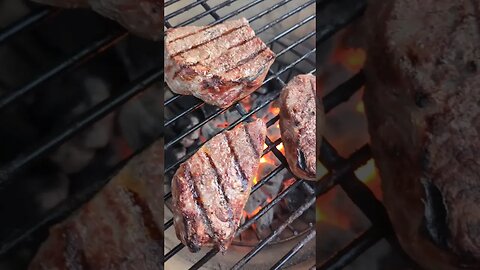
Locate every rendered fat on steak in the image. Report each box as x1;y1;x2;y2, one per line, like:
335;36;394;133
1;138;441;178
33;0;162;40
279;74;319;181
29;140;163;270
164;18;276;108
364;0;480;269
171;119;266;252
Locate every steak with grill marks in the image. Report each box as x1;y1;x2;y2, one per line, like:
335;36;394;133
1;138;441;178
171;119;266;252
29;140;163;270
364;0;480;269
164;18;276;108
33;0;162;40
279;74;318;181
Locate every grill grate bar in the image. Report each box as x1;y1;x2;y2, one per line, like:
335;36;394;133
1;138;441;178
175;0;242;27
270;228;316;270
165;0;210;21
165;243;185;262
0;67;162;186
200;2;221;21
323;71;365;113
0;8;55;44
224;0;297;26
0;31;128;111
232;194;316;269
164;0;183;8
164;100;204;127
317;227;383;270
255;2;315;36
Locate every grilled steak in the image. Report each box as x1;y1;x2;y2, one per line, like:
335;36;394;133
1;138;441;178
172;119;266;252
279;74;318;181
164;18;276;108
29;140;163;270
33;0;162;40
364;0;480;269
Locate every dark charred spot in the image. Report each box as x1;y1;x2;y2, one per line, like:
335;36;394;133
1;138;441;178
294;120;300;126
422;148;430;170
407;47;420;66
127;189;163;241
421;178;450;249
386;143;401;158
186;240;201;253
467;61;477;73
297;149;307;171
202;75;224;91
415;91;430;108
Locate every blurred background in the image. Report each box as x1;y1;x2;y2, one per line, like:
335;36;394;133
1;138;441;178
0;0;162;269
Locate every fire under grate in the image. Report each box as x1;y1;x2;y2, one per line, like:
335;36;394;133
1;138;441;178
0;0;417;269
164;0;413;269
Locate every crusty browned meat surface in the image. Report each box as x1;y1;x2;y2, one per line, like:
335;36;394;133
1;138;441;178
364;0;480;269
33;0;162;40
279;74;318;180
29;140;163;270
164;18;276;108
172;119;266;252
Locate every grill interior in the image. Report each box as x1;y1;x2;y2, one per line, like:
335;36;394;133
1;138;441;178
0;0;417;269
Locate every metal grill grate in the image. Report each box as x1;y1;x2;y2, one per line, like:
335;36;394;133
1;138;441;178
0;0;416;269
162;0;411;269
0;3;163;261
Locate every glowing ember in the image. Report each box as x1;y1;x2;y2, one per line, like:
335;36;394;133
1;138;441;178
270;106;280;115
249;206;262;218
276;142;284;153
260;157;267;163
217;122;229;128
335;47;367;73
253;176;258;185
354;159;377;184
281;178;296;192
356;101;365;113
263;143;268;150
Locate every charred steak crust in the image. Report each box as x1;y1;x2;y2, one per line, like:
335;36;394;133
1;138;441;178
33;0;163;40
172;119;267;252
279;74;318;181
364;0;480;269
29;140;164;270
164;18;276;108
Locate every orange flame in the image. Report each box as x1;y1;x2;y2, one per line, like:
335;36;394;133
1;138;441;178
270;106;280;116
354;159;377;184
335;47;366;73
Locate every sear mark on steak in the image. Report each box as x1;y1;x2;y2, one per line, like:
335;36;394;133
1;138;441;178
421;178;450;249
172;119;267;252
165;18;276;108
